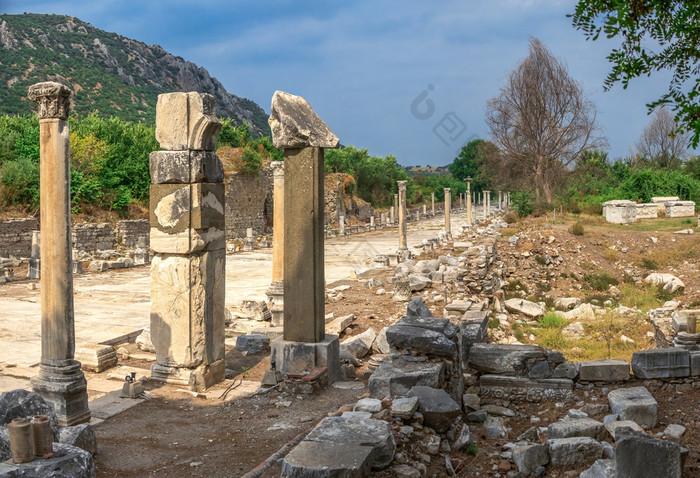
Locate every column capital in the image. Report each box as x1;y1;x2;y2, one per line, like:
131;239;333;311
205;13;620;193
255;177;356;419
269;91;339;149
444;187;450;193
270;160;284;178
397;180;407;192
28;81;72;120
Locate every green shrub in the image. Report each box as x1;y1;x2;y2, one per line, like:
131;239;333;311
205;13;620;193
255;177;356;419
535;255;546;265
504;211;519;224
511;191;534;217
640;257;658;270
239;147;262;176
569;222;585;236
538;312;568;328
0;157;40;208
583;272;619;292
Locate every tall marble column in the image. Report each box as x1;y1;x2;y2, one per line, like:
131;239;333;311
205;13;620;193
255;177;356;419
394;194;399;224
398;181;408;253
485;190;491;217
267;161;285;327
28;81;90;427
267;91;340;381
149;92;226;391
444;188;451;237
431;192;435;216
465;177;472;227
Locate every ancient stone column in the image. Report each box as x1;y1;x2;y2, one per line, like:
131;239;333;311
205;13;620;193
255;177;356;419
28;231;40;279
498;191;503;210
465;177;472;227
244;228;255;251
380;212;386;226
267;161;284;327
149;92;226;391
485;190;491;217
267;91;340;381
444;188;451;237
370;216;375;229
431;192;435;216
339;215;345;236
394;194;399;223
397;181;408;253
28;82;90;427
389;206;395;224
422;205;427;217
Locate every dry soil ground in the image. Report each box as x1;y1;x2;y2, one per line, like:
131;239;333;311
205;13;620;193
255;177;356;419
87;213;700;477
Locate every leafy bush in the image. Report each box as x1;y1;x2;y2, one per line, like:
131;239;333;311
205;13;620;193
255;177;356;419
510;191;534;216
239;147;262;176
583;271;619;291
569;222;585;236
503;211;519;223
640;257;658;270
0;156;40;208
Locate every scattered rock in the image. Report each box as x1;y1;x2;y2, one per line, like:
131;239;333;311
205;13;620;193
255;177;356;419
607;387;658;428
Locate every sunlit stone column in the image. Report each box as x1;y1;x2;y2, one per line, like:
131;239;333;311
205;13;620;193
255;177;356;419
394;194;399;224
485;190;491;217
465;176;472;227
28;81;90;427
444;188;451;237
267;91;341;381
431;192;435;216
267;161;284;327
398;181;408;253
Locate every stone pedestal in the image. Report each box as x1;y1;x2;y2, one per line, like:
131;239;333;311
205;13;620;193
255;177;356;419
27;81;90;427
397;181;408;252
148;92;225;391
268;90;340;381
267;161;285;327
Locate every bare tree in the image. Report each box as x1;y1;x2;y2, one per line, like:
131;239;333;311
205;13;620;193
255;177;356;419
485;37;606;203
635;106;690;169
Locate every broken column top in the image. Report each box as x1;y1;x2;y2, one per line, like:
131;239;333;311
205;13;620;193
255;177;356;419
268;90;339;149
397;180;407;191
28;81;72;119
155;92;222;151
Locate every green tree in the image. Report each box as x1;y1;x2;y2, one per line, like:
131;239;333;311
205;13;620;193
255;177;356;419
448;139;493;193
570;1;700;146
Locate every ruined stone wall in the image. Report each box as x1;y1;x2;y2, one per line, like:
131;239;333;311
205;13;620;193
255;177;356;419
72;223;115;251
225;166;274;239
115;219;149;248
0;218;39;257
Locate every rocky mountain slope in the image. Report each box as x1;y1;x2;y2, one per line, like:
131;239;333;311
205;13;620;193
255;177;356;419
0;13;270;135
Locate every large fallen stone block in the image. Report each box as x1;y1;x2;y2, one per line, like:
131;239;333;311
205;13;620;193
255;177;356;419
580;459;615;478
58;423;97;456
479;375;573;402
235;334;270;355
512;443;549;476
0;390;58;440
406;297;433;317
579;359;630;381
340;327;376;359
615;427;681;478
607;387;658;428
407;386;460;433
548;417;605;440
0;443;94;477
467;343;545;375
631;348;690;379
301;415;395;470
504;298;545;318
459;311;489;366
385;325;456;357
548;437;603;467
645;273;685;294
369;356;444;399
74;343;117;373
281;441;373;477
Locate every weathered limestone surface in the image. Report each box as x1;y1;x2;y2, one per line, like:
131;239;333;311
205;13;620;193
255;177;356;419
631;348;690;379
665;200;695;218
607;387;658;428
615;427;681;478
150;92;225;391
468;344;545;375
74;344;117;373
479;375;573;402
268;90;339;149
636;203;658;219
27;81;90;427
0;443;94;477
602;200;637;224
579;359;629;382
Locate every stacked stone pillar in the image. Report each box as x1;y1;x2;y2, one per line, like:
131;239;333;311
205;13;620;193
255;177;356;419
397;181;408;254
444;188;451;238
267;161;284;327
28;81;90;426
267;91;340;381
148;92;226;391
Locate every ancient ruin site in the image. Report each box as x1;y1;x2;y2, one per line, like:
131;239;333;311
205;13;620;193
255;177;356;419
1;4;700;478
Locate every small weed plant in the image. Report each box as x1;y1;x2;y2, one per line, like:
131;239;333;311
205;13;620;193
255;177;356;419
583;271;619;291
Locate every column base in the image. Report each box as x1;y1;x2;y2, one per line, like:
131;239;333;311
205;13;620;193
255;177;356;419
150;359;225;392
270;335;340;383
397;248;411;261
266;282;284;327
30;361;90;427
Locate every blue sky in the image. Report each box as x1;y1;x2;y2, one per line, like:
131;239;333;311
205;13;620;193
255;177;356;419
0;0;681;166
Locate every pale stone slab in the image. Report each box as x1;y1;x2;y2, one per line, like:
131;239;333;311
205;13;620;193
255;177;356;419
269;90;339;149
579;359;630;381
479;375;574;402
155;92;221;151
